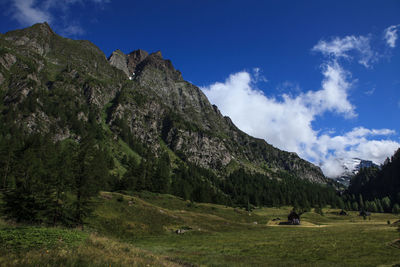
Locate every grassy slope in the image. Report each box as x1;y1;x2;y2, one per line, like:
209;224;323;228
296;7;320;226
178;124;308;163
1;192;399;266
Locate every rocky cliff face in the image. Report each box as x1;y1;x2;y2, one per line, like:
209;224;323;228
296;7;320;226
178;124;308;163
108;49;129;76
0;23;326;183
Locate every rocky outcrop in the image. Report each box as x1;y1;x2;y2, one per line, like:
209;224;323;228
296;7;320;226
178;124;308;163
4;22;54;56
0;53;17;70
127;49;148;74
108;49;129;76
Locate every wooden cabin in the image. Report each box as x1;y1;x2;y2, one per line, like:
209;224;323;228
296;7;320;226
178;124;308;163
288;211;300;225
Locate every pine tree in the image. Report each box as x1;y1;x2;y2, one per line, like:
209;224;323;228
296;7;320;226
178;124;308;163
392;203;400;214
381;196;391;213
153;152;170;193
73;135;108;226
120;157;140;190
375;199;384;213
359;195;365;211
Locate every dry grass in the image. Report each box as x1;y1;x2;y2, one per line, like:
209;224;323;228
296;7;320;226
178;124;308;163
0;233;181;267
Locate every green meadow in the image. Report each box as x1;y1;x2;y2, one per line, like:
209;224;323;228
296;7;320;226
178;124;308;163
1;191;399;266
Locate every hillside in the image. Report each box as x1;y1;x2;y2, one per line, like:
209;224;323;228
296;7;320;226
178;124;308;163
0;22;325;183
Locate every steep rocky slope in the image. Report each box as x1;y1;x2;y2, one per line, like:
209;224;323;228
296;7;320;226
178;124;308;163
0;23;326;183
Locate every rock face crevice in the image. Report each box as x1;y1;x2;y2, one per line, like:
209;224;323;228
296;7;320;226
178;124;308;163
0;22;326;183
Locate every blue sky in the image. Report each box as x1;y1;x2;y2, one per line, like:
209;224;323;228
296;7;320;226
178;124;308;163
1;0;399;176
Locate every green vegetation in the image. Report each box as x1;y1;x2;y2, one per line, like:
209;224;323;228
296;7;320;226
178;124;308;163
0;225;178;266
0;226;87;251
0;132;113;226
1;192;399;266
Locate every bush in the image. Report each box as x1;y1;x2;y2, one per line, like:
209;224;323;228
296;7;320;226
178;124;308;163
315;206;324;216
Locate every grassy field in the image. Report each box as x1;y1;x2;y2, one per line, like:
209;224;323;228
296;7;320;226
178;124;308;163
1;191;399;266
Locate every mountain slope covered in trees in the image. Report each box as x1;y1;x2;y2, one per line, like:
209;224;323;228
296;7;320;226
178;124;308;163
346;148;400;213
0;23;343;225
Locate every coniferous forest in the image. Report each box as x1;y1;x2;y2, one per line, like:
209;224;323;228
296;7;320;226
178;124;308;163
345;148;400;214
1;108;399;227
0;118;344;226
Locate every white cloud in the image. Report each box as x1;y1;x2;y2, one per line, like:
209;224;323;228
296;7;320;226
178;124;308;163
384;25;399;48
252;67;268;83
201;70;399;178
303;61;355;117
12;0;52;26
8;0;110;35
61;24;85;36
277;81;301;94
202;71;317;154
365;88;375;96
321;134;399;177
312;35;377;68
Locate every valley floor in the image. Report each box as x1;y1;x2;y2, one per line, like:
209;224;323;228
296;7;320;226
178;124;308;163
1;192;399;266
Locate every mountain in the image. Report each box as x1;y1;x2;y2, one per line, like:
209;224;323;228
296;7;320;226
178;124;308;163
329;158;379;186
0;23;325;184
346;148;400;212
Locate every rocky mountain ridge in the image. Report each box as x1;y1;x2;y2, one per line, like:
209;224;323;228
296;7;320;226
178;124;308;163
0;23;326;183
330;158;379;186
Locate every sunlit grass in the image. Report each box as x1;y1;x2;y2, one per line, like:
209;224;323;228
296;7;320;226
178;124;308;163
1;192;399;266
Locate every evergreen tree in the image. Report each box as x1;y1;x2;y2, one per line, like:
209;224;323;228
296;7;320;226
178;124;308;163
119;157;140;190
153;152;170;193
392;203;400;214
381;197;391;213
359;195;365;211
73;135;108;226
375;199;384;213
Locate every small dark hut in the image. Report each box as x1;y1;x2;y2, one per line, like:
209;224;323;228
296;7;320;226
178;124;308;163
288;211;300;225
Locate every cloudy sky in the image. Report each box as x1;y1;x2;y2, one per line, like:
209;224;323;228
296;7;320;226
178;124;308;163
0;0;399;177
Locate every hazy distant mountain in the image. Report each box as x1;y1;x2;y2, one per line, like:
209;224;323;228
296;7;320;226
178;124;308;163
330;158;379;186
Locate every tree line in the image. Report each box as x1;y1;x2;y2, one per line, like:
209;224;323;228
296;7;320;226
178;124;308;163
345;148;400;214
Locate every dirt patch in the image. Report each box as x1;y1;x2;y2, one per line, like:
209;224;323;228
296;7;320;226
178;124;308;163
391;220;400;227
389;239;400;249
267;220;329;228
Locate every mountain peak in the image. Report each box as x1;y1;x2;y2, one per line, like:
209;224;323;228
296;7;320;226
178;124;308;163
4;22;55;56
151;50;163;58
33;22;54;35
329;157;379;186
127;49;149;75
18;22;55;38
